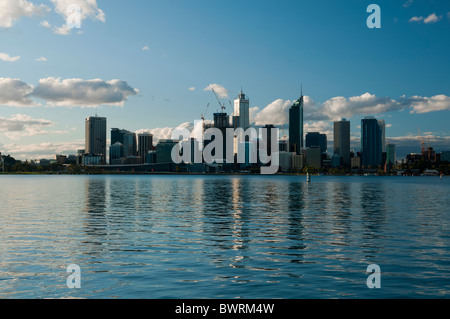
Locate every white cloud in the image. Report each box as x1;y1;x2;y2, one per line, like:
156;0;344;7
0;0;49;28
409;13;442;24
0;78;37;106
189;87;196;91
2;140;84;160
36;56;48;62
424;13;441;24
142;46;150;51
44;0;105;35
251;99;292;126
0;52;20;62
403;0;413;7
248;93;450;126
0;114;57;140
409;16;423;23
31;77;139;107
403;95;450;114
203;84;229;99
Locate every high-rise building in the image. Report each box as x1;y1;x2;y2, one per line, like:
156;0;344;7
111;128;137;158
306;132;327;153
212;112;232;164
233;89;250;130
361;117;382;168
386;144;396;165
138;133;153;164
289;91;304;155
378;119;386;153
85;116;107;164
334;119;351;167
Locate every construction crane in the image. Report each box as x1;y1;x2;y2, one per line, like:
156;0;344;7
211;88;226;112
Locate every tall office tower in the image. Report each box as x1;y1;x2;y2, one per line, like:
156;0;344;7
233;89;250;130
111;128;137;158
211;112;232;163
138;133;153;164
361;117;382;168
386;144;396;165
289;91;304;155
333;119;351;167
85;116;107;164
306;132;327;153
378;119;386;153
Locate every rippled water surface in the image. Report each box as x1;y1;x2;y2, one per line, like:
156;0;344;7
0;175;449;299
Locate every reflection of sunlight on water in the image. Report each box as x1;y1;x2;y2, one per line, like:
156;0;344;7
0;175;449;298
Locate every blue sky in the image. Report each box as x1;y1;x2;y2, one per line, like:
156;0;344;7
0;0;449;160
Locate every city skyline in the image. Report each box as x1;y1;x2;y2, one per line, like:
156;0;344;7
1;0;449;160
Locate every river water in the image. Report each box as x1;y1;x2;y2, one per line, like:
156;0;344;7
0;175;449;299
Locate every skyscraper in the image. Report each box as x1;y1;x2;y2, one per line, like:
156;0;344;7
386;144;396;165
378;119;386;153
85;116;107;164
233;89;250;130
306;132;327;153
111;128;137;158
138;133;153;164
334;119;351;167
289;91;304;155
361;117;382;168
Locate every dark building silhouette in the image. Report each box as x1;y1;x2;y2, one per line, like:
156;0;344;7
361;117;382;168
334;119;351;167
306;132;327;153
289;91;304;155
85;116;107;164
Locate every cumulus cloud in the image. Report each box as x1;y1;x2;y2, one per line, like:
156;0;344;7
35;56;48;62
0;0;49;28
251;99;292;126
399;95;450;114
2;140;85;160
0;52;20;62
32;77;139;107
409;16;424;23
409;13;442;23
142;46;150;51
0;114;58;140
249;93;449;127
39;0;105;35
424;13;441;23
0;78;37;106
203;84;229;99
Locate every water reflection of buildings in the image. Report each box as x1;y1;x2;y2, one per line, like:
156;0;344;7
84;177;107;237
360;182;387;257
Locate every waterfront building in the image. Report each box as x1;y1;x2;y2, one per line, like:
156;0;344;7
289;91;304;155
361;117;382;168
156;140;179;164
111;128;137;158
386;144;396;165
138;133;153;164
233;89;250;130
378;119;386;153
306;132;327;153
305;147;322;169
333;119;351;167
85;116;107;164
